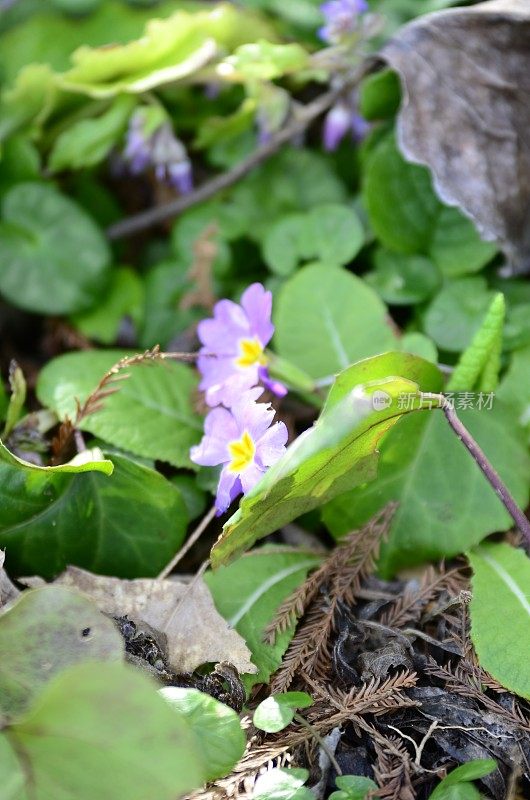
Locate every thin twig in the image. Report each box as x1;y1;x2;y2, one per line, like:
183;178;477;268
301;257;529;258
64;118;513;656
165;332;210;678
106;74;365;241
423;393;530;548
293;713;343;776
157;506;217;580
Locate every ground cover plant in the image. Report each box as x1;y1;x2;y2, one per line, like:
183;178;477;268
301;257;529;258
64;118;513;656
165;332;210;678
0;0;529;798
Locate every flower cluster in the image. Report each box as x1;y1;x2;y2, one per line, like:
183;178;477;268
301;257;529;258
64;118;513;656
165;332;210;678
124;110;193;195
319;0;368;45
191;284;288;514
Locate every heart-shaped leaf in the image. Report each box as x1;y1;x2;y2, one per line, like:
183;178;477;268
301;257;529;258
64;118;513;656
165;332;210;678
0;182;110;314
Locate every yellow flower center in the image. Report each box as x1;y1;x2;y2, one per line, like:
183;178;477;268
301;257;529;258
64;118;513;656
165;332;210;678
227;431;256;473
236;337;268;369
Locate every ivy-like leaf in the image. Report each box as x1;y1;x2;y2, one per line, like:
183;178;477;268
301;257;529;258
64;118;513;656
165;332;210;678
468;542;530;699
211;353;441;567
0;454;188;579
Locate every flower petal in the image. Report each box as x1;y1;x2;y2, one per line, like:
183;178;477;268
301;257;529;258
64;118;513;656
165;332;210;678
189;407;237;466
255;421;288;467
216;468;242;514
240;283;274;346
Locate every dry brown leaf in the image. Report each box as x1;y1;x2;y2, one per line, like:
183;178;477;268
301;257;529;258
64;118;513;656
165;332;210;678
38;567;257;674
381;0;530;272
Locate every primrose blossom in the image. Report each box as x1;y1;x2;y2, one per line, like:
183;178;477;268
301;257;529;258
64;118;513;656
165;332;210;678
319;0;369;44
190;388;288;514
197;282;287;408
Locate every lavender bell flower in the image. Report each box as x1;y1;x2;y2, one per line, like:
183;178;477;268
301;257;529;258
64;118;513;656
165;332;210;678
123;112;193;194
319;0;369;45
197;282;287;407
190;388;288;514
323;92;370;151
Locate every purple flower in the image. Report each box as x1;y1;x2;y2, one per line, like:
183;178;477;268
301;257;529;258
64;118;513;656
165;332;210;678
319;0;369;44
123;111;193;194
190;389;288;514
197;283;286;407
323;95;370;151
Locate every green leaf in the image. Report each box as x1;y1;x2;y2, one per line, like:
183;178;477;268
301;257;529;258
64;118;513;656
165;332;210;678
399;332;438;363
253;768;313;800
448;293;505;392
0;136;40;197
58;5;274;97
0;65;57;144
0;662;205;799
264;205;364;275
159;687;245;781
366;249;441;305
0;439;113;475
0;453;188;579
140;259;201;349
253;691;312;733
221;40;309;81
429;205;496;278
323;401;530;575
211;353;441;567
48;95;135;172
428;759;496;800
263;213;308;276
363;135;495;273
359;69;400;120
0;182;110;314
72;266;144;344
0;586;123;717
468;543;530;699
363;133;440;254
37;350;202;468
274;264;397;379
2;362;26;438
205;548;321;686
329;775;379;800
497;345;530;434
423;277;496;353
227;149;346;243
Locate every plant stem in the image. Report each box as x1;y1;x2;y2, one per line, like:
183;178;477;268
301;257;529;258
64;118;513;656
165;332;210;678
424;393;530;548
157;505;217;580
106;73;365;241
